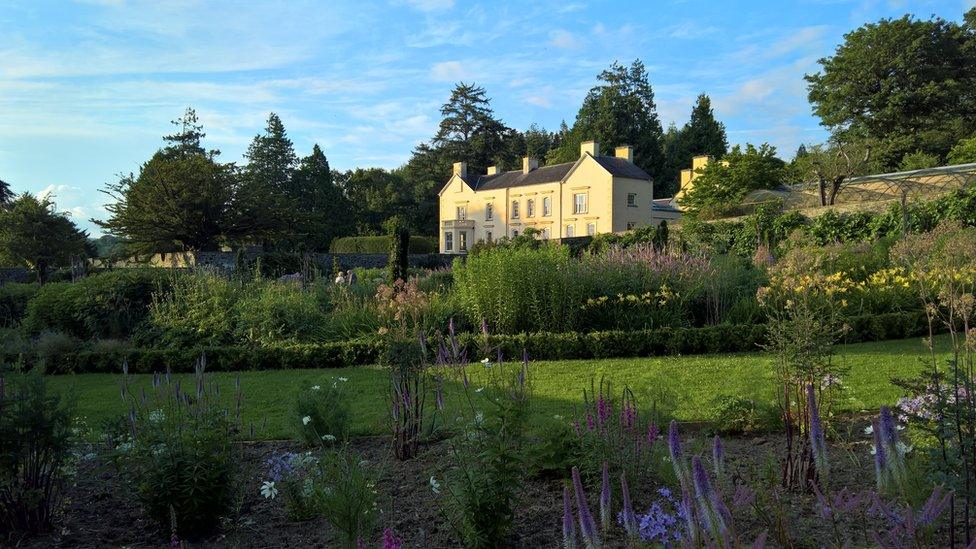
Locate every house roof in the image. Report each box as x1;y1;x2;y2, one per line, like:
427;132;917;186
453;154;651;193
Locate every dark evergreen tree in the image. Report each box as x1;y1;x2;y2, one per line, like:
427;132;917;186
681;94;727;160
547;60;665;187
0;178;12;208
236;113;300;246
289;144;351;251
386;215;409;284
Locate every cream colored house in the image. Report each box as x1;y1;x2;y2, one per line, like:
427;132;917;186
438;140;655;254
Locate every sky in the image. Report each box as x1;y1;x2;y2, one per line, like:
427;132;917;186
1;0;973;235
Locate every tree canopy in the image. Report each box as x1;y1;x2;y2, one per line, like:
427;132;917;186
547;60;665;188
660;94;728;196
806;9;976;168
0;193;91;282
678;143;786;218
0;179;13;207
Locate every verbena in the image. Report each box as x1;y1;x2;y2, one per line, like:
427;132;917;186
0;369;77;536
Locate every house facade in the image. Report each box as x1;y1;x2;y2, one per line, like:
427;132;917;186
438;140;655;254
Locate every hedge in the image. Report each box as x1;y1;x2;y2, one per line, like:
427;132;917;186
3;311;930;374
330;235;438;254
0;283;39;327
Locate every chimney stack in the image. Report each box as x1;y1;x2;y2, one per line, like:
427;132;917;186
486;165;500;176
522;156;539;174
580;140;600;157
615;145;634;163
452;161;467;178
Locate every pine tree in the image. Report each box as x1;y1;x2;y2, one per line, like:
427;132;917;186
0;178;13;207
162;107;208;158
290;144;351;251
236;113;300;247
681;94;727;160
431;83;514;174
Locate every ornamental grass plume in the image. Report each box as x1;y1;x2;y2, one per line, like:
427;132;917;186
599;461;612;533
692;455;729;545
563;484;577;549
571;466;601;548
806;384;829;483
618;472;638;539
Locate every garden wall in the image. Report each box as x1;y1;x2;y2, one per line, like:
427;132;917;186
143;251;453;272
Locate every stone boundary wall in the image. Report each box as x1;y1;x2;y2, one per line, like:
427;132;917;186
145;251;453;272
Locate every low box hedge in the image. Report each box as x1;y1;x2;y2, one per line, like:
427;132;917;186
330;235;438;254
2;311;931;374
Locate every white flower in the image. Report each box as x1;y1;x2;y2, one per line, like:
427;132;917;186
864;425;874;435
481;358;490;364
302;416;312;426
474;412;484;424
261;481;278;499
321;434;336;442
429;476;441;494
148;409;166;424
553;415;563;420
870;444;877;455
311;385;321;391
338;377;349;382
475;387;485;393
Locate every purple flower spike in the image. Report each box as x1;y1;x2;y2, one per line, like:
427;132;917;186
646;421;659;447
873;420;887;489
562;484;577;549
619;473;638;538
571;466;601;548
807;384;829;481
692;456;728;543
713;435;725;479
381;527;403;549
668;420;689;492
599;461;612;532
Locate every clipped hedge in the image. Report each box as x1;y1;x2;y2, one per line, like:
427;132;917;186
0;283;39;327
330;235;438;254
5;311;930;374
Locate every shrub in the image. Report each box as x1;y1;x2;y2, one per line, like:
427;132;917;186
0;284;38;327
315;447;380;548
22;269;174;340
115;359;241;539
0;370;77;536
33;331;81;372
330;235;437;254
262;451;320;521
295;379;351;446
709;395;779;434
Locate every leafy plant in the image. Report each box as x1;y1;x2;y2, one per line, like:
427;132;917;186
115;357;242;538
0;369;77;536
295;378;351;446
315;446;380;548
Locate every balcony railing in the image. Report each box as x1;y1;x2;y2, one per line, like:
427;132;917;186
441;219;475;229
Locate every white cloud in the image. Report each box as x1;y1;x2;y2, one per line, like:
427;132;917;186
666;22;719;39
549;29;583;50
524;95;553;108
430;61;469;82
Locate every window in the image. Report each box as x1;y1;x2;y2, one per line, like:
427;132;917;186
444;232;453;251
526;199;535;217
486;231;493;242
512;229;519;237
542;196;552;216
459;231;468;251
456;205;466;220
485;202;493;220
573;193;588;214
586;222;596;236
627;193;637;207
627;222;637;230
511;200;520;218
565;225;574;237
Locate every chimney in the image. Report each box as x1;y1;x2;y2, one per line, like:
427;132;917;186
615;145;633;163
452;161;467;178
580;140;600;157
522;156;539;174
486;165;500;176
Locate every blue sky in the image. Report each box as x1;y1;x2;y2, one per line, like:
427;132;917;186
1;0;973;235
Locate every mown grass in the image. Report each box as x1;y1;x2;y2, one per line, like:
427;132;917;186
46;335;946;440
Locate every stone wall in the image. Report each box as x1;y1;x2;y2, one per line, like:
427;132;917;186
139;251;454;273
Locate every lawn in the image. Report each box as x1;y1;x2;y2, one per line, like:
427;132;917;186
47;334;946;440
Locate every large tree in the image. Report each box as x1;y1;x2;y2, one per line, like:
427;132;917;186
235;113;300;246
288;144;351;251
678;143;786;218
659;94;728;196
340;168;414;236
0;193;91;282
98;108;238;253
806;9;976;168
547;60;665;189
792;141;873;206
0;179;13;207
